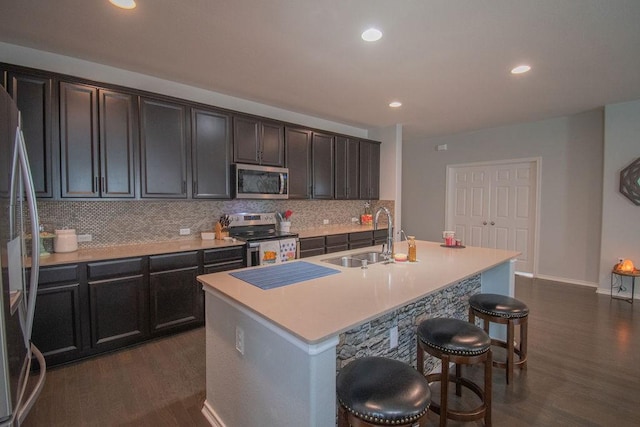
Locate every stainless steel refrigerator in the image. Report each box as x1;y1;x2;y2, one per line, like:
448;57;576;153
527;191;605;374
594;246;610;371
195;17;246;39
0;86;46;426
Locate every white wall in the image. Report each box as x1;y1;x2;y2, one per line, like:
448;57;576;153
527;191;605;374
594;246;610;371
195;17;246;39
0;42;368;139
369;124;402;240
600;100;640;297
403;109;604;285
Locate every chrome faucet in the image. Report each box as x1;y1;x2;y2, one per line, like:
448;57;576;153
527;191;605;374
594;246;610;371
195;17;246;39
374;207;394;260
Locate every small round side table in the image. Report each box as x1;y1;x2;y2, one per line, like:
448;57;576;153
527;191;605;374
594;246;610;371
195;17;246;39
610;269;639;304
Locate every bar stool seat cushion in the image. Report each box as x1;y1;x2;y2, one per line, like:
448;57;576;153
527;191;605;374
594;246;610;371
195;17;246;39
417;318;490;356
337;356;431;425
469;293;529;318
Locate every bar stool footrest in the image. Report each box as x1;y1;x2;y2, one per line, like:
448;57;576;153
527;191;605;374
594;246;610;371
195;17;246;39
426;373;488;422
490;338;527;369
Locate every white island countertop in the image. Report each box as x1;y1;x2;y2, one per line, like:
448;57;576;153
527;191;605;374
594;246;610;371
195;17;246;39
198;240;519;344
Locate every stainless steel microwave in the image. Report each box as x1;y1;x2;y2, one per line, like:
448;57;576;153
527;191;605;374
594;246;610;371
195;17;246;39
233;164;289;199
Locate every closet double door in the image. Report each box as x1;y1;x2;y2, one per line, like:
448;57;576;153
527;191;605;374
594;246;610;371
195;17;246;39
446;160;537;273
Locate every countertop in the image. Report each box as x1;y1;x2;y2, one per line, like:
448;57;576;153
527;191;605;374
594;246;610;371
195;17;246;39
293;224;385;238
38;239;245;267
198;240;519;344
36;224;387;267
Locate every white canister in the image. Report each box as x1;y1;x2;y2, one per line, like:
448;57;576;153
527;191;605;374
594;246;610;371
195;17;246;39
54;229;78;253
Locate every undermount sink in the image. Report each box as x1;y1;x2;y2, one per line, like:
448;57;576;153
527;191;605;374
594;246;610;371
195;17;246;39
322;251;386;268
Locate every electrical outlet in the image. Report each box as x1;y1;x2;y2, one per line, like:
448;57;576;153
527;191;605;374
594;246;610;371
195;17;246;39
323;219;329;225
179;228;191;236
235;326;245;355
77;234;92;242
389;326;398;349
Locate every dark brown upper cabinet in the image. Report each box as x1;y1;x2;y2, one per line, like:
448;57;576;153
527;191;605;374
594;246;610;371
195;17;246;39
140;97;189;198
5;69;54;198
311;132;334;199
359;140;380;200
59;82;137;198
99;90;137;198
233;115;284;167
191;108;232;199
285;126;312;199
335;136;359;199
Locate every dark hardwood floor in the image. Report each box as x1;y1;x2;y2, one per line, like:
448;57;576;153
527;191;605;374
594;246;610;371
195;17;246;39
23;276;639;426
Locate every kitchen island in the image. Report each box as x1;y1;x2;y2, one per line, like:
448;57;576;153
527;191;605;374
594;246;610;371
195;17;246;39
197;240;519;427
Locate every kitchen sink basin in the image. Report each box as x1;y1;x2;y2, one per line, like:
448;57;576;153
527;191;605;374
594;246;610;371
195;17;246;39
351;251;385;263
322;251;386;268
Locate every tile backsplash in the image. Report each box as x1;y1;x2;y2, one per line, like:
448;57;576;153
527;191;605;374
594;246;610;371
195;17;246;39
37;199;394;248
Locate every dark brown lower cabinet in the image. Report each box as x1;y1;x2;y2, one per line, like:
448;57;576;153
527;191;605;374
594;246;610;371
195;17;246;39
326;233;349;254
349;231;373;249
299;236;325;258
87;258;147;352
32;265;83;366
149;252;202;334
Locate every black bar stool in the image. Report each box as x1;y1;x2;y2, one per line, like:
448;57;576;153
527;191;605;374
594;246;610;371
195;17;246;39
417;318;492;427
336;356;431;427
469;293;529;384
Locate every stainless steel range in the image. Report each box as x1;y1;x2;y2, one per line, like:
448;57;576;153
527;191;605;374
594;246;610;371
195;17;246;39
227;213;299;266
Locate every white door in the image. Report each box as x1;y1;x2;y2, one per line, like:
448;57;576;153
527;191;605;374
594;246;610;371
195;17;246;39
447;160;538;273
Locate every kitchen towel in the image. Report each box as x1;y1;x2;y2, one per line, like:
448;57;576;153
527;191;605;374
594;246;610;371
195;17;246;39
230;261;341;290
258;241;281;265
279;238;297;262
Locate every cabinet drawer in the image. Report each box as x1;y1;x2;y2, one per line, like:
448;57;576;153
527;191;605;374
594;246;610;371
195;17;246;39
39;265;79;286
349;231;372;242
326;244;349;254
299;237;325;251
349;241;372;250
88;258;143;281
373;229;387;240
325;234;348;246
203;247;244;264
150;251;199;272
300;248;325;258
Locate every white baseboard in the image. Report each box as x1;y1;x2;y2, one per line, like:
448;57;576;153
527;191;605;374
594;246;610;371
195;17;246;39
202;400;225;427
534;274;598;288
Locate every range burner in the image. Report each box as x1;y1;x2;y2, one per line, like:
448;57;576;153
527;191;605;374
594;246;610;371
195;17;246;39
227;213;298;243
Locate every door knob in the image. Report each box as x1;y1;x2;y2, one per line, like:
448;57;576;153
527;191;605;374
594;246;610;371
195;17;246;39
483;221;487;225
490;221;495;226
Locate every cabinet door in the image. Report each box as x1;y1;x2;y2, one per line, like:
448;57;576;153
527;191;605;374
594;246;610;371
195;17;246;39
285;127;312;199
32;265;83;366
359;140;381;200
149;251;202;334
312;132;334;199
149;267;202;333
99;89;137;198
140;97;188;198
233;115;261;164
335;136;360;200
59;82;99;197
192;108;231;198
88;274;147;351
260;120;285;166
6;70;53;197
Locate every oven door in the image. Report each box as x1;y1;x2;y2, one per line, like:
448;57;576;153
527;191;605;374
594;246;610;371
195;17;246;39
246;239;299;267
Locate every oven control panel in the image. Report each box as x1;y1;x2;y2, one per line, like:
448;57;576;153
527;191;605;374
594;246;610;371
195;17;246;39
228;213;277;227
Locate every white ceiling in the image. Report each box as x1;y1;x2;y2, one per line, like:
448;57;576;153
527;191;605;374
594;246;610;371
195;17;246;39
1;0;640;142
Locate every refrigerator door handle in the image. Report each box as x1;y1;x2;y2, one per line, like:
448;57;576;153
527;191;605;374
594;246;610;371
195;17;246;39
12;114;40;345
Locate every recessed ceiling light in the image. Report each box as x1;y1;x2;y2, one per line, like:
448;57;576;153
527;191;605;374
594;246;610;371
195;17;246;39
361;28;383;42
109;0;136;10
389;101;402;108
511;65;531;74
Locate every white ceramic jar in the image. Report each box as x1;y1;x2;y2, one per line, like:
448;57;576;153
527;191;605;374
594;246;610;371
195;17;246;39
54;229;78;253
